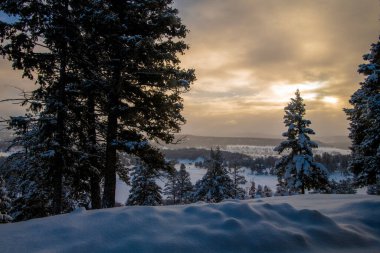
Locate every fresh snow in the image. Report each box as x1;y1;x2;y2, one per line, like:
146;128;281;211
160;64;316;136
115;162;279;204
115;161;356;204
0;195;379;253
224;145;350;157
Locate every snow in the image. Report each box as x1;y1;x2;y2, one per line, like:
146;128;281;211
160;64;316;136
115;162;278;204
0;195;379;253
224;145;350;158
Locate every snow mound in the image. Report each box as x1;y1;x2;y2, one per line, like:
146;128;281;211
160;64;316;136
0;195;379;253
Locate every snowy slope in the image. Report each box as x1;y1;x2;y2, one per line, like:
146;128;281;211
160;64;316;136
0;195;379;253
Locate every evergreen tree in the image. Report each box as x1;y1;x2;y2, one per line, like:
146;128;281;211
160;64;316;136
263;185;273;198
193;147;234;203
228;163;247;199
163;170;178;204
0;0;195;215
344;37;380;188
0;176;12;223
176;164;193;204
256;184;263;198
248;181;256;199
0;0;92;214
127;163;162;206
274;184;289;196
367;181;380;195
76;0;195;208
274;90;328;194
327;179;357;194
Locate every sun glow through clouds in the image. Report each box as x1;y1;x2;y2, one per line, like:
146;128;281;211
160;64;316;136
322;96;339;104
270;81;326;102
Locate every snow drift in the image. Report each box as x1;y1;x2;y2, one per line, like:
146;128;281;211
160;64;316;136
0;195;379;253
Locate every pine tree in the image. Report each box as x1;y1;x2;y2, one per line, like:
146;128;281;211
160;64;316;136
228;163;247;199
274;90;328;194
0;0;93;214
193;147;234;203
256;184;263;198
74;0;196;208
248;181;256;199
367;181;380;195
127;163;162;206
327;179;357;194
164;170;178;204
176;164;193;204
0;176;12;223
344;37;380;188
263;185;273;198
274;184;289;196
1;0;195;214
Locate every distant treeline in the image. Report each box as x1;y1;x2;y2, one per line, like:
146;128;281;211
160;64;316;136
163;148;350;174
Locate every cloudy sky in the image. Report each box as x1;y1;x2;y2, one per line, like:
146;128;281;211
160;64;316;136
174;0;380;138
0;1;379;139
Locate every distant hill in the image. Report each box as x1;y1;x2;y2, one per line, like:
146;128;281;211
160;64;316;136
161;134;340;149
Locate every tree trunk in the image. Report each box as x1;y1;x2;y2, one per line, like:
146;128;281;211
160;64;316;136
102;60;121;208
53;47;67;215
103;108;117;208
87;94;101;209
53;0;69;215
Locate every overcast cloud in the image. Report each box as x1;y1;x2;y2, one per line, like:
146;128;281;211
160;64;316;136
174;0;380;138
0;1;379;138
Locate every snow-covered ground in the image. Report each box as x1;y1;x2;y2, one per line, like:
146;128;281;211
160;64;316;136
0;194;379;253
224;145;350;158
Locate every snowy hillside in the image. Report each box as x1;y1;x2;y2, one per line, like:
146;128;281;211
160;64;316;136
0;195;379;253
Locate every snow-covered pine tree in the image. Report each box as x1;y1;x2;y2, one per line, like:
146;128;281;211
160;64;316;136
327;179;357;194
176;164;193;204
193;147;234;203
0;0;94;214
77;0;196;208
248;181;256;198
263;185;273;197
344;37;380;189
127;163;162;206
228;163;247;199
256;184;263;198
274;90;328;194
274;184;289;196
164;170;178;204
0;176;12;223
367;181;380;195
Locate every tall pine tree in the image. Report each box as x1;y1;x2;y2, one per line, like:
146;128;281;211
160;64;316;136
0;0;91;214
193;147;234;203
127;162;162;206
77;0;195;208
176;164;193;204
163;170;178;204
344;37;380;188
274;90;328;194
228;163;247;199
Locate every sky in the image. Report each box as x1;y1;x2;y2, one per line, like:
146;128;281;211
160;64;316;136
173;0;380;138
0;1;379;139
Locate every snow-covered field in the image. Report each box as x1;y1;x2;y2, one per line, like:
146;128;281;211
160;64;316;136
224;145;350;158
116;161;351;204
116;162;279;204
0;195;379;253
